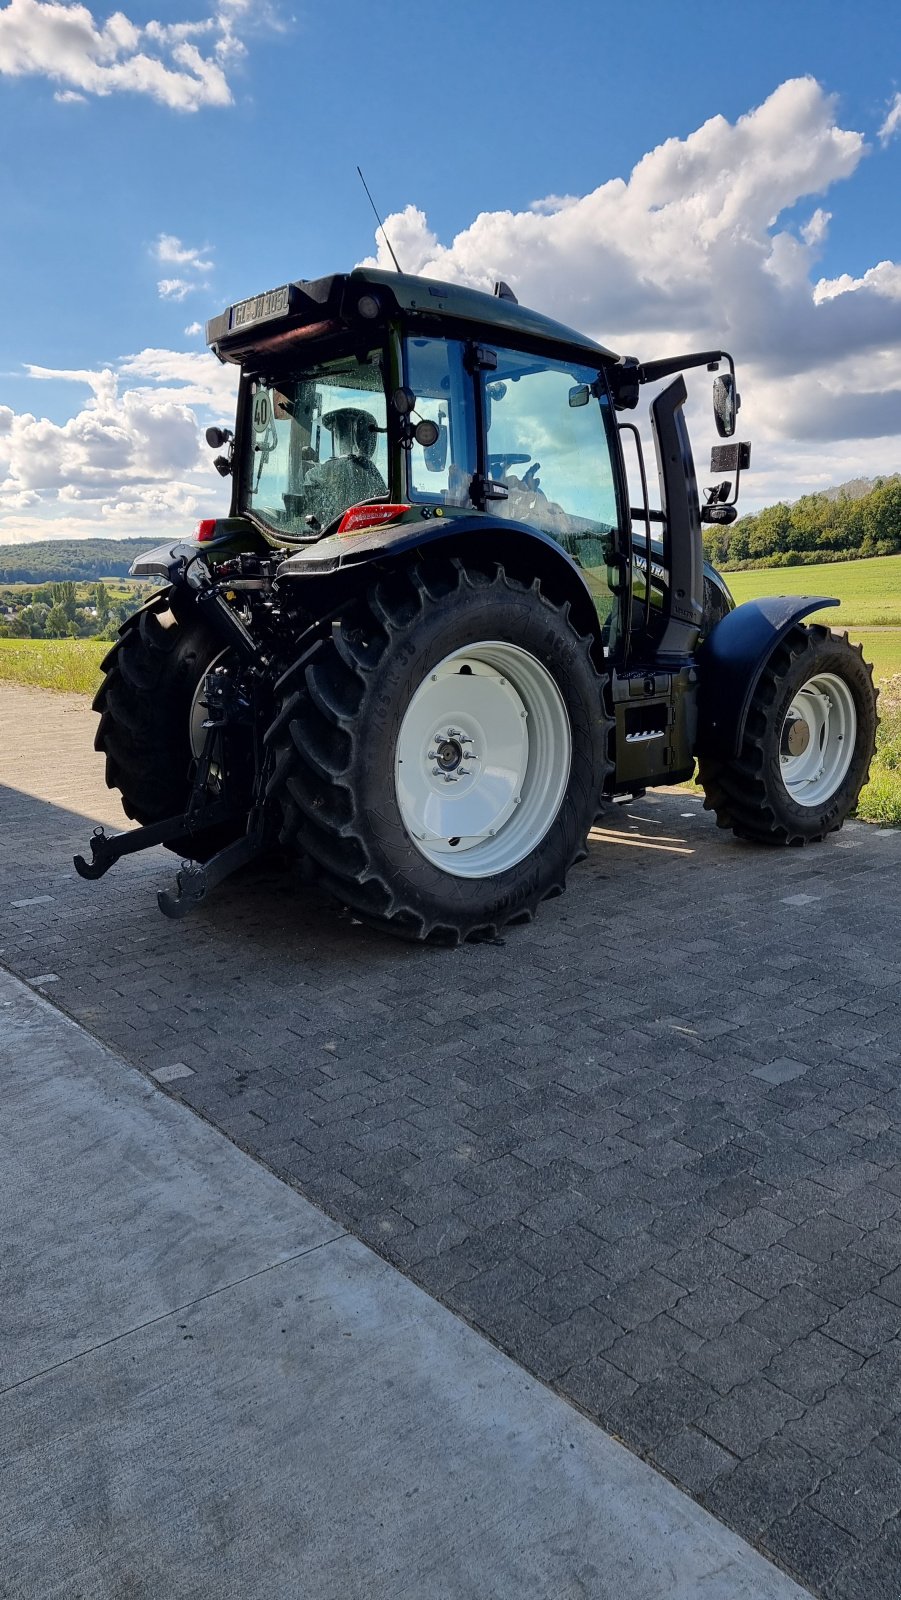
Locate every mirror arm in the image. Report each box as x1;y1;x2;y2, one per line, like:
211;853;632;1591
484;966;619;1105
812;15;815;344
636;350;735;387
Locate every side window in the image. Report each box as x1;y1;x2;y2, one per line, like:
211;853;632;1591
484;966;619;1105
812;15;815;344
404;338;477;506
484;351;619;547
483;349;622;633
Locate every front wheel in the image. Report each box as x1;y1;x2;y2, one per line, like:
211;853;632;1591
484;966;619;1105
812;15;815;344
266;557;613;941
699;624;877;845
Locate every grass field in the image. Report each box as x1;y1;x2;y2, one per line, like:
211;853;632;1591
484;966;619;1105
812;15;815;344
0;637;106;696
725;553;901;627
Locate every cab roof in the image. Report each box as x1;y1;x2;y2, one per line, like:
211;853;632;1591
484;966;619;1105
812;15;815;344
206;266;621;368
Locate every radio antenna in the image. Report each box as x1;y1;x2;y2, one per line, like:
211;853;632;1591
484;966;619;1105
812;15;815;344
357;165;403;274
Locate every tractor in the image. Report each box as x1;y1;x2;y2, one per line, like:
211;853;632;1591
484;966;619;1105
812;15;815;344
76;268;878;941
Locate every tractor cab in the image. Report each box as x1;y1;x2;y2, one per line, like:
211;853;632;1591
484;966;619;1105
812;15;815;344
205;267;742;679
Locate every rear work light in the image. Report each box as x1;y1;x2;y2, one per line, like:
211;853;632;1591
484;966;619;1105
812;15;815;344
336;503;411;537
194;518;218;542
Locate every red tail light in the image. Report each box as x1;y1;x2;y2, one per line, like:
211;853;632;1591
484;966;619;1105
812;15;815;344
194;518;218;542
336;503;411;537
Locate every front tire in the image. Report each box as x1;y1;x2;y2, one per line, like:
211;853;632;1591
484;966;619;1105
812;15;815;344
699;625;877;845
266;557;613;941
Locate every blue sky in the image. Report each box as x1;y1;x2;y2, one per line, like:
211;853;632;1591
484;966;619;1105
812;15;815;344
1;0;900;540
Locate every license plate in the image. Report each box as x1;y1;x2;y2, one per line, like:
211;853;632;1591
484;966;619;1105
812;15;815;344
229;285;291;330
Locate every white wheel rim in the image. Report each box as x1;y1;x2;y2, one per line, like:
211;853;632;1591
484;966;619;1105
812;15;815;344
395;641;572;878
779;671;857;807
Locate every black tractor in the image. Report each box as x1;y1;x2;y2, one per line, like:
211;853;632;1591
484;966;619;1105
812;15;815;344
77;268;878;941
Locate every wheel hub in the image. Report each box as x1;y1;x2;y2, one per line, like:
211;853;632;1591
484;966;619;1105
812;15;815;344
779;671;857;807
781;715;811;758
431;732;469;775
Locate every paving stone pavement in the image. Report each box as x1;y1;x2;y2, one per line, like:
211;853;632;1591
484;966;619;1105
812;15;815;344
3;680;901;1600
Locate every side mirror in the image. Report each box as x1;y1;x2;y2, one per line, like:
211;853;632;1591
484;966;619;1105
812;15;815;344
423;424;448;471
205;425;233;448
569;384;591;408
713;374;738;438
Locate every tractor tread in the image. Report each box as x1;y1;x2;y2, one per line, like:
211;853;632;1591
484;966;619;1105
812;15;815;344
699;623;877;846
266;556;612;943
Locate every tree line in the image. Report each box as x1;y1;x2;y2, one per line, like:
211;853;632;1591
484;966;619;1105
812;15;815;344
0;538;151;584
703;476;901;570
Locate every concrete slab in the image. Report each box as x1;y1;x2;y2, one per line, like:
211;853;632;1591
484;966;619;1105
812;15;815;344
0;968;810;1599
0;972;340;1388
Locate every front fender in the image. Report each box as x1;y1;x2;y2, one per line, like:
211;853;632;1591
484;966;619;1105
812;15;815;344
696;594;839;760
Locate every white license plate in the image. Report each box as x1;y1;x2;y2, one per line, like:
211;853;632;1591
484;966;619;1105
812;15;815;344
230;285;291;330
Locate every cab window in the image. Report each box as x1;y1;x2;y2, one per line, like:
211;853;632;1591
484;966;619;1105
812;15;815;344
244;351;388;537
483;348;623;632
404;337;477;506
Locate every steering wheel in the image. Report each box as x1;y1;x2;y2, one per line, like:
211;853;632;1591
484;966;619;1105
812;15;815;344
487;453;532;475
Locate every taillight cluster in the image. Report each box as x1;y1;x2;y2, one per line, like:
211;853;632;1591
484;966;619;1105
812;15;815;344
193;503;410;545
336;504;411;536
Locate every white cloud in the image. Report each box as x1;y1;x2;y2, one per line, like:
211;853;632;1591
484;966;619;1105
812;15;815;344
157;277;194;301
360;77;901;508
154;234;213;301
184;321;203;337
879;92;901;146
0;0;256;111
155;233;213;273
815;261;901;304
0;348;237;540
800;207;831;247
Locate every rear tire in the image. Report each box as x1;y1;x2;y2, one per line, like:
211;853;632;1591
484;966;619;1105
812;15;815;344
699;625;877;845
266;556;613;942
93;590;245;860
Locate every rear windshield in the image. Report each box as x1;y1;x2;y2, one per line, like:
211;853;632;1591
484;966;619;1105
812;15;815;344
243;350;388;536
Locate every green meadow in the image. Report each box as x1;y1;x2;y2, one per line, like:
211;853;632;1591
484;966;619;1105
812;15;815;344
725;553;901;629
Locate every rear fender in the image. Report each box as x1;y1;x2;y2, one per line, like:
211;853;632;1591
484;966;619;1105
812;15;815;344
696;595;839;760
277;515;606;652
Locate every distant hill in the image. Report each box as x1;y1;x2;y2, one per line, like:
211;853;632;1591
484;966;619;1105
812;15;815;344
0;539;152;583
821;475;900;503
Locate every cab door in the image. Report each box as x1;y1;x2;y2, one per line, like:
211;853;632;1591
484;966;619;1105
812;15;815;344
478;346;631;655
